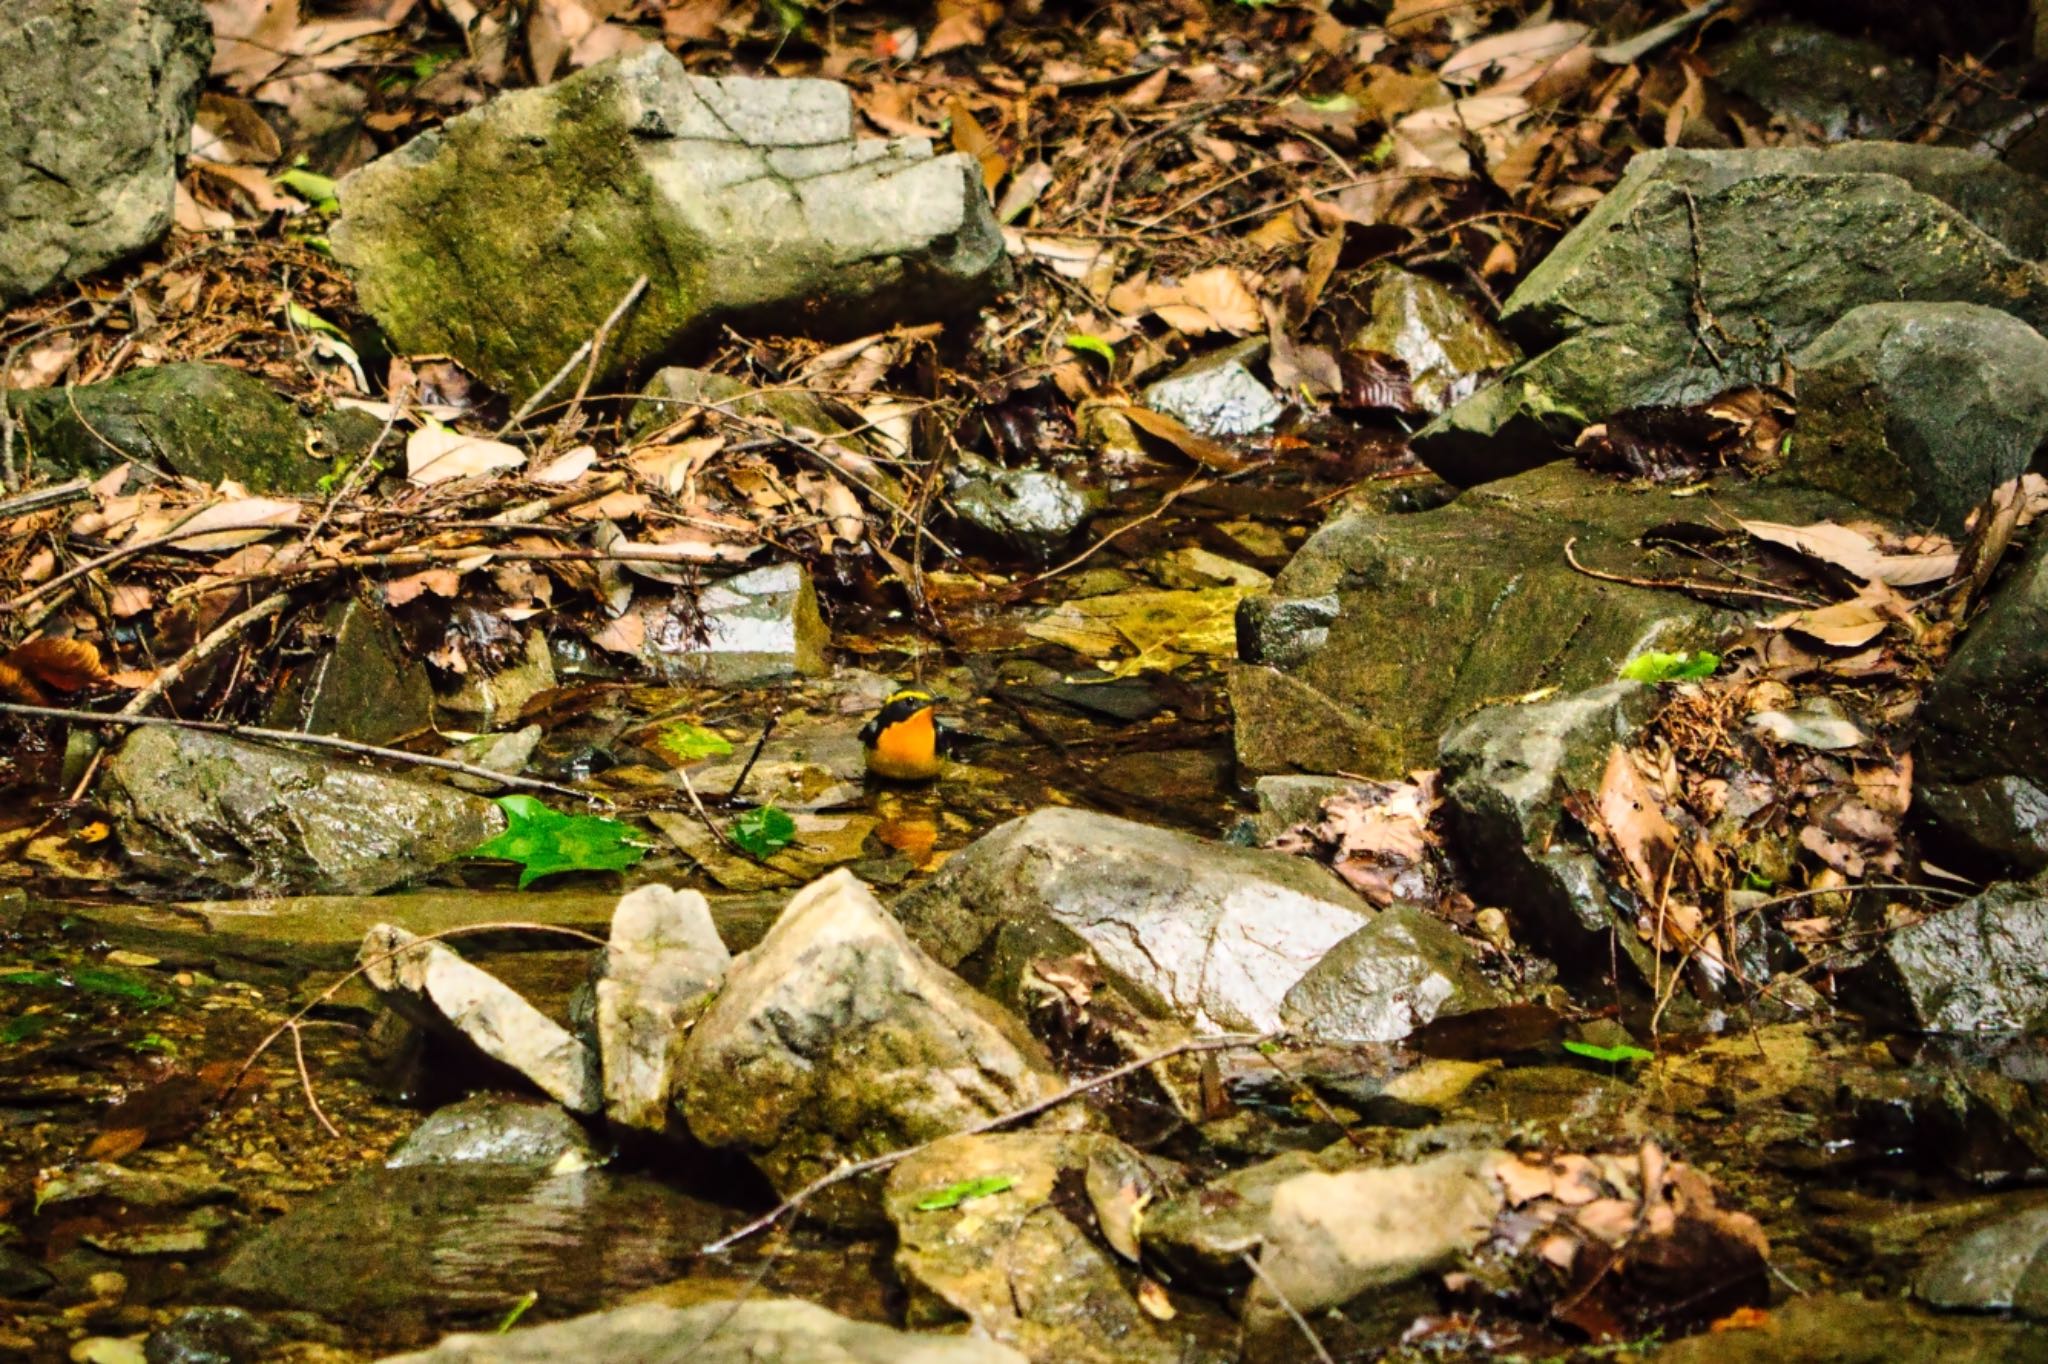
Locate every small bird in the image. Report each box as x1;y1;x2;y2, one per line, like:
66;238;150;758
860;688;951;782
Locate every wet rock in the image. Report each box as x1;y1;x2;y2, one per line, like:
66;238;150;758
334;49;1007;402
1140;338;1282;437
386;1093;599;1170
362;924;602;1113
444;725;544;793
0;1;210;306
1414;145;2048;485
1918;778;2048;877
5;363;372;493
677;870;1069;1227
1249;774;1362;842
36;1161;232;1212
1350;267;1518;414
637;563;829;685
1444;1065;1649;1149
436;628;555;727
1141;1148;1351;1287
100;727;500;896
1918;1205;2048;1317
1278;903;1507;1043
0;1246;52;1297
884;1132;1181;1364
266;596;435;746
948;458;1093;563
1653;1291;2043;1363
893;807;1372;1033
216;1167;731;1322
1918;535;2048;873
1859;878;2048;1033
1785;303;2048;534
1439;682;1662;978
1232;464;1846;776
144;1306;271;1364
1250;1150;1505;1316
85;1209;227;1256
1710;23;1932;141
594;884;729;1132
375;1298;1029;1363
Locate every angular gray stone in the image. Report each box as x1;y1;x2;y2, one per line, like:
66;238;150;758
892;807;1372;1034
1231;463;1846;777
0;1;210;305
1140;338;1282;437
884;1132;1181;1364
637;563;829;685
1141;1148;1350;1287
1785;303;2048;533
1438;682;1662;977
436;627;555;726
1350;266;1518;415
1279;903;1507;1043
1414;144;2048;484
948;459;1092;563
1251;774;1366;842
334;49;1007;402
5;363;372;493
1919;777;2048;877
1862;879;2048;1033
1917;1205;2048;1318
594;884;729;1133
376;1299;1029;1364
386;1094;599;1171
676;870;1069;1227
362;923;603;1113
267;596;436;746
100;727;501;896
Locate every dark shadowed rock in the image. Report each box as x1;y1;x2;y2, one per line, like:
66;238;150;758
1279;903;1507;1043
1709;22;1931;141
948;459;1093;563
1785;304;2048;533
0;1;210;305
1859;879;2048;1033
374;1298;1029;1364
892;807;1371;1033
386;1094;599;1171
265;596;436;745
1653;1292;2042;1363
334;50;1007;401
594;884;729;1133
101;728;500;896
1414;145;2048;484
885;1131;1182;1364
677;870;1069;1226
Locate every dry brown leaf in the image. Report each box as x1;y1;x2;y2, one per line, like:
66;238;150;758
1439;19;1589;92
163;497;302;551
1767;600;1887;649
1597;745;1680;901
1120;405;1246;472
1150;267;1262;336
1740;518;1957;586
383;568;465;607
406;424;526;485
529;444;598;485
948;97;1007;194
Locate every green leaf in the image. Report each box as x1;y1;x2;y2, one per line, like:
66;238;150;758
1563;1039;1655;1065
277;167;339;212
654;722;734;764
287;300;344;338
1618;650;1719;684
1065;334;1115;367
914;1175;1016;1211
467;795;649;889
1;1015;51;1045
729;805;797;859
130;1032;178;1056
1303;93;1358;112
496;1290;539;1333
1;968;167;1009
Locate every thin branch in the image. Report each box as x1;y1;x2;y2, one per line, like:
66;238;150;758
498;275;649;436
0;702;606;804
289;1021;342;1139
1563;536;1814;606
702;1031;1277;1255
119;590;291;717
1241;1252;1337;1364
2;517;320;616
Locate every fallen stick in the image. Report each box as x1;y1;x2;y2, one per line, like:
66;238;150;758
701;1030;1277;1255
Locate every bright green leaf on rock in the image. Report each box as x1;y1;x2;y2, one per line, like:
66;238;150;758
1562;1039;1655;1065
467;795;649;888
914;1175;1016;1211
654;721;734;764
1065;334;1115;367
277;166;340;213
1618;650;1719;684
729;805;797;859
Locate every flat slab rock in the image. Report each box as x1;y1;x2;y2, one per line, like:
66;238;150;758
334;49;1007;401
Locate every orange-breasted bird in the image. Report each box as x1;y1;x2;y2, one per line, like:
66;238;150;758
859;688;954;782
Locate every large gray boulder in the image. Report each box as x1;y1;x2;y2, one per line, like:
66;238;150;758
101;728;501;896
1278;903;1507;1043
1917;1205;2048;1318
334;49;1007;401
1859;879;2048;1034
1230;463;1848;777
1786;304;2048;534
1413;145;2048;484
593;884;729;1133
891;807;1372;1034
1917;535;2048;874
0;0;210;305
676;870;1069;1226
377;1299;1029;1364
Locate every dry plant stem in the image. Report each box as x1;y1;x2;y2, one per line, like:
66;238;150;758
0;477;92;519
497;274;649;436
702;1030;1278;1255
289;1020;341;1139
162;542;745;605
2;519;327;616
119;590;291;717
218;920;610;1119
0;702;605;803
1562;536;1814;606
563;274;650;429
1240;1252;1338;1364
1003;473;1210;599
721;709;779;805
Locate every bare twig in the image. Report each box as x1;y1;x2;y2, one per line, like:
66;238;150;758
289;1021;342;1139
119;590;291;717
702;1031;1277;1255
0;477;92;519
0;702;606;804
1241;1252;1337;1364
722;708;779;804
1563;537;1813;606
497;274;649;436
2;517;319;616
